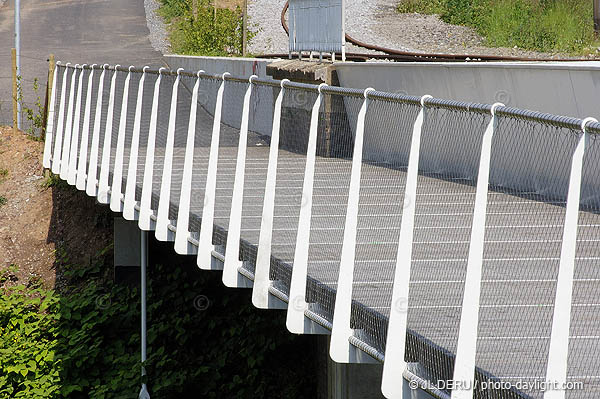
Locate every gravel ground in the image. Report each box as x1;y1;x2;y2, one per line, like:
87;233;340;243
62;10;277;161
144;0;170;54
247;0;289;54
246;0;584;59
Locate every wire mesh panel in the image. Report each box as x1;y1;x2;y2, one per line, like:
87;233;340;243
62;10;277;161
187;76;222;235
264;85;319;296
165;74;193;224
238;81;281;275
405;103;490;392
82;68;101;172
566;132;600;399
303;90;361;324
146;73;175;212
210;79;249;253
134;72;159;203
348;97;420;354
101;69;127;188
472;115;583;399
48;64;66;166
91;69;113;179
114;71;142;198
69;68;89;175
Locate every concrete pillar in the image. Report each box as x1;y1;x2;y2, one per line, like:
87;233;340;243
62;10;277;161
318;335;437;399
114;216;141;283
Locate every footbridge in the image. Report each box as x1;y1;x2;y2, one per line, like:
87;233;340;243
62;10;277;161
43;62;600;399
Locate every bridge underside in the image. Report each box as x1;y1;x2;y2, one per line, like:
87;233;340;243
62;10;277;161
44;62;600;399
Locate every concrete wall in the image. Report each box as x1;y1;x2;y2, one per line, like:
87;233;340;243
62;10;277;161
333;62;600;206
165;55;280;137
164;54;278;79
333;61;600;120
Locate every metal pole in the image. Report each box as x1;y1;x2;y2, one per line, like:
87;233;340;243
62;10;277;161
15;0;21;129
242;0;248;56
595;0;600;33
11;48;18;134
139;230;150;399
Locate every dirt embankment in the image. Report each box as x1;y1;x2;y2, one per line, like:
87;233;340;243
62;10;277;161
0;127;113;289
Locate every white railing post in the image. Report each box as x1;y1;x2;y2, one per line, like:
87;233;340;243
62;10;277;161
138;67;167;231
123;66;149;221
196;72;229;270
251;79;289;309
86;64;109;197
110;66;133;212
379;95;435;397
174;70;204;255
222;75;256;287
329;87;376;363
43;61;59;169
98;65;120;204
67;65;86;185
59;64;78;179
51;63;70;174
286;83;330;334
76;65;96;191
543;118;595;399
156;68;184;241
448;103;504;399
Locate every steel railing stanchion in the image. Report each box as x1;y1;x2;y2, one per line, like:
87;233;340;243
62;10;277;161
444;102;503;399
174;70;204;255
286;83;330;334
67;65;86;185
222;75;257;287
251;79;290;309
139;67;167;231
156;68;184;241
329;87;377;363
196;72;229;270
43;61;59;169
86;64;109;197
110;66;134;212
98;65;120;203
51;63;69;174
543;117;596;399
123;66;149;221
60;64;79;179
76;65;97;191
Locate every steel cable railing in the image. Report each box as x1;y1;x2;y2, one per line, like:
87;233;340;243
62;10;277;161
44;61;600;399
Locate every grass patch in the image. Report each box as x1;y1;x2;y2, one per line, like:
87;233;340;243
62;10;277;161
158;0;255;56
41;173;67;189
396;0;599;53
0;195;7;207
0;168;8;182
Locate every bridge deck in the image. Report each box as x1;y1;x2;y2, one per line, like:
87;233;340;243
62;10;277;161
106;140;600;399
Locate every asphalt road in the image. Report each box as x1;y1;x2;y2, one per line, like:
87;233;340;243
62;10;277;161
0;0;164;128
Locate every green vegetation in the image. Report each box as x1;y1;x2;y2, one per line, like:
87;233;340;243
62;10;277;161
0;195;6;207
0;168;8;182
0;244;317;398
41;173;67;189
16;76;47;139
158;0;254;56
397;0;598;53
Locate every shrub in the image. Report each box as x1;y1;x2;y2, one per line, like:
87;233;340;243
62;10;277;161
396;0;598;53
0;245;317;398
159;0;254;56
